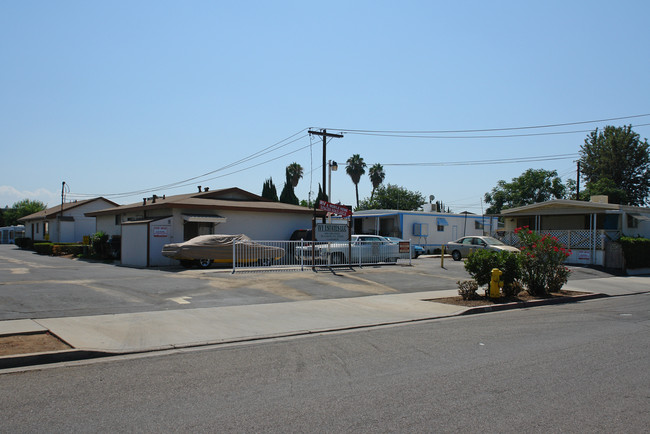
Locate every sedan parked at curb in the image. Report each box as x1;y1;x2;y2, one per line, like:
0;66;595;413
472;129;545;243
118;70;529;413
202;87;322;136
446;236;519;261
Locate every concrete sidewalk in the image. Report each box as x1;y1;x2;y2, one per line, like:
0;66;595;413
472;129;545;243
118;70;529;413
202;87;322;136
2;274;648;369
1;290;464;354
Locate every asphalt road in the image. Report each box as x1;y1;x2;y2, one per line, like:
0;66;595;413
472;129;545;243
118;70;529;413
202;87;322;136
1;293;647;432
0;244;617;320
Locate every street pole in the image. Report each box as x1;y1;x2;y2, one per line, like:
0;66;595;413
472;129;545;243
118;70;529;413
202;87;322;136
59;181;66;243
576;160;580;200
308;129;343;223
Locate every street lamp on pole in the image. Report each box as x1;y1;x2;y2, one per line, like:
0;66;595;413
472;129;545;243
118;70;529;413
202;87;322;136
328;160;338;202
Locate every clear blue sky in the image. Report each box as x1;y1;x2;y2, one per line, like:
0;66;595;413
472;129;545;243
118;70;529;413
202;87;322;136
2;1;649;213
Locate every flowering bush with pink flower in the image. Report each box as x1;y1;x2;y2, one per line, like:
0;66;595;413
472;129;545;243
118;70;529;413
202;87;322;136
515;226;572;296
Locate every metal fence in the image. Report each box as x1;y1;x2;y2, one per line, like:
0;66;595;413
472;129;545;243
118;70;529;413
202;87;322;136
494;230;621;250
232;240;412;272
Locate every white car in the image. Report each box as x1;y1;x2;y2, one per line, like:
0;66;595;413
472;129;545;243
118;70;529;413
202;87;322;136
295;234;400;265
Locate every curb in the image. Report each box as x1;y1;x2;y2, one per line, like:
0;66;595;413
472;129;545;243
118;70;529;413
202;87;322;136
459;293;609;315
1;292;609;371
0;349;110;370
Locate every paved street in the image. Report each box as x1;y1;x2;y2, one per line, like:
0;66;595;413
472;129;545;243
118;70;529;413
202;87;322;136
1;293;648;432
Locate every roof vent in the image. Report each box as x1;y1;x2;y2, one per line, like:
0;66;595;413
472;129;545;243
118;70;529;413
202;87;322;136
152;194;157;203
197;185;202;192
204;187;209;192
590;195;609;204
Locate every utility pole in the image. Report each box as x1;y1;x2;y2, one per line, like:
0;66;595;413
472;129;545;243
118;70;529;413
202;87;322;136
59;181;66;243
576;160;580;200
308;129;343;223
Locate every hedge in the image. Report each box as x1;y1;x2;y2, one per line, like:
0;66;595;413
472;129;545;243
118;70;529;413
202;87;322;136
52;244;85;256
33;242;85;256
15;237;33;249
619;237;650;269
33;243;54;255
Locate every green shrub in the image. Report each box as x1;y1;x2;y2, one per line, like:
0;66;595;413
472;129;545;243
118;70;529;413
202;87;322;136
464;249;521;287
33;243;54;255
90;231;110;259
457;280;481;300
619;237;650;269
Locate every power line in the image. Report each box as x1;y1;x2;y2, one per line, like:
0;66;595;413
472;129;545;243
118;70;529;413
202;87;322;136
337;122;650;139
380;153;579;167
67;114;650;201
68;129;310;199
327;114;650;134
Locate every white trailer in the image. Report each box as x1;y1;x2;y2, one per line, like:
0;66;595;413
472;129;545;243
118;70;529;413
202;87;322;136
352;210;498;254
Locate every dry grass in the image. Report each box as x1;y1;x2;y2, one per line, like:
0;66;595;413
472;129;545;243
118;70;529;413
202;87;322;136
0;332;71;356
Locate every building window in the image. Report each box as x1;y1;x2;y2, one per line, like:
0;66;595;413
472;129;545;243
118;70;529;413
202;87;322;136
475;221;484;230
115;214;121;225
36;223;39;234
437;224;444;232
627;214;639;229
44;222;49;236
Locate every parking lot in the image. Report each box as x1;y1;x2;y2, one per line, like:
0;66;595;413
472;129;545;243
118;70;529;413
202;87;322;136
0;244;614;321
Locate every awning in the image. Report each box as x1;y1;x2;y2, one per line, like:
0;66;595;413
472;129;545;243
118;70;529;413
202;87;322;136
437;217;449;226
182;215;227;224
628;213;650;222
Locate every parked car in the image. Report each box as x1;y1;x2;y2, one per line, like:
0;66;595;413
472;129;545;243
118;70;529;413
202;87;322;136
446;236;519;261
383;236;425;258
295;234;399;265
162;234;285;268
289;229;313;241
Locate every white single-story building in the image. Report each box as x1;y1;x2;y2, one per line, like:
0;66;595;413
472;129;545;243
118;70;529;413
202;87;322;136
85;187;325;267
351;207;499;253
19;197;118;243
497;196;650;268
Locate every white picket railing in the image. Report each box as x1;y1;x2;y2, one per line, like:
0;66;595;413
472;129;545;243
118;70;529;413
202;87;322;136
231;240;411;272
494;230;621;250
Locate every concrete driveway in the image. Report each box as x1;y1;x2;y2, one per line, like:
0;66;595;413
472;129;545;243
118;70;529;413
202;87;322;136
0;244;617;321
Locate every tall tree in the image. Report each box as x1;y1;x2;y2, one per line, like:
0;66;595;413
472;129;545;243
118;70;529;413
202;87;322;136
484;168;566;214
357;184;425;211
314;183;327;209
581;178;628;204
3;199;46;226
579;125;650;206
368;163;385;200
261;177;279;201
279;168;299;205
346;154;367;208
286;162;304;188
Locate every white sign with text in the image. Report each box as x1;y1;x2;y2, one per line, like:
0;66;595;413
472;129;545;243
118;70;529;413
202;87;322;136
315;223;349;241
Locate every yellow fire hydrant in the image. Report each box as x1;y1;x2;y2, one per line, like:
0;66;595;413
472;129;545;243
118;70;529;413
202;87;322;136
489;268;503;298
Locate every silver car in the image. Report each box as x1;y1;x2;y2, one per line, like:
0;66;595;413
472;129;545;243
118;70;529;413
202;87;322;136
446;236;519;261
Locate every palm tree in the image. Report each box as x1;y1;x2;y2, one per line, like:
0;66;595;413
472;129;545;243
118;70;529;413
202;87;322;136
286;162;304;188
346;154;367;208
368;163;385;200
